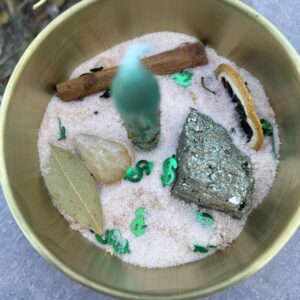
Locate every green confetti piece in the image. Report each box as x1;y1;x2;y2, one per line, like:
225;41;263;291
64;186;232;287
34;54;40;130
136;160;154;176
197;212;215;227
114;240;130;255
95;229;130;255
124;160;154;183
130;208;146;237
193;245;209;253
95;232;108;245
170;71;193;87
160;156;178;187
124;167;142;182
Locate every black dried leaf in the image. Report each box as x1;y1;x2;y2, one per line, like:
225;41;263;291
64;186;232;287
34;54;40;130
90;67;104;73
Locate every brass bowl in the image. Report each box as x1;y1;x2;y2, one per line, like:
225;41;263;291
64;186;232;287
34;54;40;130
1;0;300;299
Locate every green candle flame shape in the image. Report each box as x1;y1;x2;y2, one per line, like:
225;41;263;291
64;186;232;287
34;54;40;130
112;44;161;150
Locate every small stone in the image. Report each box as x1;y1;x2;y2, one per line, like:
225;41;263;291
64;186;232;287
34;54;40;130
74;134;133;185
172;109;254;218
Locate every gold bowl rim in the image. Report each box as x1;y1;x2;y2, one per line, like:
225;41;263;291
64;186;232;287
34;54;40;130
0;0;300;299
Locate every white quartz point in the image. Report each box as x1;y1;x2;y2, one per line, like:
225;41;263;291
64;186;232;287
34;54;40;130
74;134;132;185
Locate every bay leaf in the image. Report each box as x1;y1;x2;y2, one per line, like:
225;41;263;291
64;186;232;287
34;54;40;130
44;145;103;234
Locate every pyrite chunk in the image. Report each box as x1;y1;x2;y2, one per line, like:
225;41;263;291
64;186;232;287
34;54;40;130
172;109;254;218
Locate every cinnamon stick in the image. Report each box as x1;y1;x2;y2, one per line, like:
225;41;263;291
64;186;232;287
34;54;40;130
56;42;208;101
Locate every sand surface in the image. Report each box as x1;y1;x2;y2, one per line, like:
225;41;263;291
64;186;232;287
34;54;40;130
38;32;279;268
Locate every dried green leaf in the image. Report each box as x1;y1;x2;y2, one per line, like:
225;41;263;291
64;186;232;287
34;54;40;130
57;117;66;141
44;145;103;234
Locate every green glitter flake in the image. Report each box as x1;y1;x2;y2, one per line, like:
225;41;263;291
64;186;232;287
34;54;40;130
124;160;154;183
193;245;209;253
170;71;193;87
261;119;273;136
197;212;215;227
161;156;178;187
57;118;66;141
130;208;146;237
95;229;130;255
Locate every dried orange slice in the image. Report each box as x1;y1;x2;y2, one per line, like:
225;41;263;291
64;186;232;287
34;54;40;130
215;63;264;150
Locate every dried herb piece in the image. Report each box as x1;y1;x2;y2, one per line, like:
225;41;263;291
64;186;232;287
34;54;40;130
57;118;66;141
244;82;250;92
80;67;104;77
201;77;217;95
44;145;104;234
94;111;99;115
261;119;273;136
208;245;218;249
90;67;104;73
100;89;111;99
193;245;209;253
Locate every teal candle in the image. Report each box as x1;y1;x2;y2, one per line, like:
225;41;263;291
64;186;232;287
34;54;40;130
112;45;161;150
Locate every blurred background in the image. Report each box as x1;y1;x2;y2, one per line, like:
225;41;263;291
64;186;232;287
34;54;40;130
0;0;81;102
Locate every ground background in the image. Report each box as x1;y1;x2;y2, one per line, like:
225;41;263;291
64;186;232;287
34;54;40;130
0;0;299;299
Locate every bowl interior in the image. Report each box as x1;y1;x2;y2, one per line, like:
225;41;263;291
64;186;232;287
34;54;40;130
1;0;300;299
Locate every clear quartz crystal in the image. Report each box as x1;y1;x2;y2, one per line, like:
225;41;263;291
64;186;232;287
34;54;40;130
74;134;132;185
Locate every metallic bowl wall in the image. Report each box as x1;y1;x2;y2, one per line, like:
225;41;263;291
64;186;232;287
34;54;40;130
1;0;300;299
